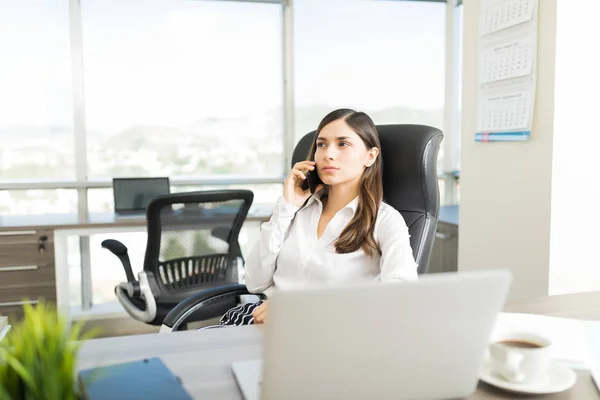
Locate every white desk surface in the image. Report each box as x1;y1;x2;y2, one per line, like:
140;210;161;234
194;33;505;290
77;294;600;399
0;207;272;231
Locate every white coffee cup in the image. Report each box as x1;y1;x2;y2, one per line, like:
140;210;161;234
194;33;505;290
488;332;552;385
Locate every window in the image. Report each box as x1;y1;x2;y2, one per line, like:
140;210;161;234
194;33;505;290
0;1;74;180
0;0;454;311
81;0;284;179
293;0;446;163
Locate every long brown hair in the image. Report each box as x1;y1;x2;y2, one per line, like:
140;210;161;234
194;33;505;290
306;108;383;257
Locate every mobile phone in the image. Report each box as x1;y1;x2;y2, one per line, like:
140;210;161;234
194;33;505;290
301;168;323;194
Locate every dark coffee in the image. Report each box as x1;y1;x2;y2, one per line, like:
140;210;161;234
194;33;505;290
497;340;543;349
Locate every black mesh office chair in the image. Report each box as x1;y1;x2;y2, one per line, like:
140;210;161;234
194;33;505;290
161;125;443;332
101;190;253;326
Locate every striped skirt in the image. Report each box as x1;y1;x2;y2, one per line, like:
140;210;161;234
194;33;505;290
198;300;263;330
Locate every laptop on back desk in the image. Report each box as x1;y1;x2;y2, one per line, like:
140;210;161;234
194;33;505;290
113;177;170;218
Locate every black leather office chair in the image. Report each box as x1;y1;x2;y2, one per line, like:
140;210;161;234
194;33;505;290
161;125;443;332
101;190;253;326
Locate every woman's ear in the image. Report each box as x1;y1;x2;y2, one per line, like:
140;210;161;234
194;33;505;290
365;147;380;168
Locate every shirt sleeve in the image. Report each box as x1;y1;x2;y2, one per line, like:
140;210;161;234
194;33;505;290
243;197;300;293
376;208;419;281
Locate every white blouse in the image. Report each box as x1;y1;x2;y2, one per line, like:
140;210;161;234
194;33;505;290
244;194;418;297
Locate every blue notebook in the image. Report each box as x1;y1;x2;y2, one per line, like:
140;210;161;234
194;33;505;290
79;357;193;400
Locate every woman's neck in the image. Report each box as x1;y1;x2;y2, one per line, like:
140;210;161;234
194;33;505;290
323;183;359;214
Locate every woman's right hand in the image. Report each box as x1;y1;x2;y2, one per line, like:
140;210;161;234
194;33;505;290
283;161;322;207
252;300;269;324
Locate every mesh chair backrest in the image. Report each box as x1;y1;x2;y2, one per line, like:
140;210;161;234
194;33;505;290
143;190;253;296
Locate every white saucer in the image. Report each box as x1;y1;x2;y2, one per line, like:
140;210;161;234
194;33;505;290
479;360;577;395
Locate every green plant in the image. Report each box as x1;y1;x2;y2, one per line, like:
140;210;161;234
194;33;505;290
0;302;97;400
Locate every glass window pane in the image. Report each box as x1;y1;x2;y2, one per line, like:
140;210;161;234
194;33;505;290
0;1;74;180
82;0;284;179
0;189;77;215
294;0;445;145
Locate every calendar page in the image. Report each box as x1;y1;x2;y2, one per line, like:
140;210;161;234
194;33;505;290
482;0;535;35
479;91;531;132
480;38;534;83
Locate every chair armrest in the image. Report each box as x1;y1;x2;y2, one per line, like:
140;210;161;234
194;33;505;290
101;239;135;282
160;284;266;332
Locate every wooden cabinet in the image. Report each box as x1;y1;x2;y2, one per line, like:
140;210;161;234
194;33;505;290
0;229;56;320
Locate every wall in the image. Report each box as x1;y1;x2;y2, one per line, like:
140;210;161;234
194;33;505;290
459;0;558;300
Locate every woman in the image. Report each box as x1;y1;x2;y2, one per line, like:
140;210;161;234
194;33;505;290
220;108;417;326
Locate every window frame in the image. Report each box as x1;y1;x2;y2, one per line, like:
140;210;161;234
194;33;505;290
0;0;460;201
0;0;461;310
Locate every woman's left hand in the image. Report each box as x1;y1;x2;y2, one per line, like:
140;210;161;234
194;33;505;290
252;301;269;324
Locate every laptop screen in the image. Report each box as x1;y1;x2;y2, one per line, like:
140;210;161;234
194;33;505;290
113;177;170;212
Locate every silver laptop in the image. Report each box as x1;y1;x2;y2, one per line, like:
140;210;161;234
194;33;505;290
232;270;512;400
113;177;170;218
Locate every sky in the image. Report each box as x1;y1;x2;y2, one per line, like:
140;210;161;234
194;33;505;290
0;0;446;133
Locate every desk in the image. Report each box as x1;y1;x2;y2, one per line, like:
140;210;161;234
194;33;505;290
503;291;600;321
0;209;272;234
77;294;600;399
0;208;271;322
